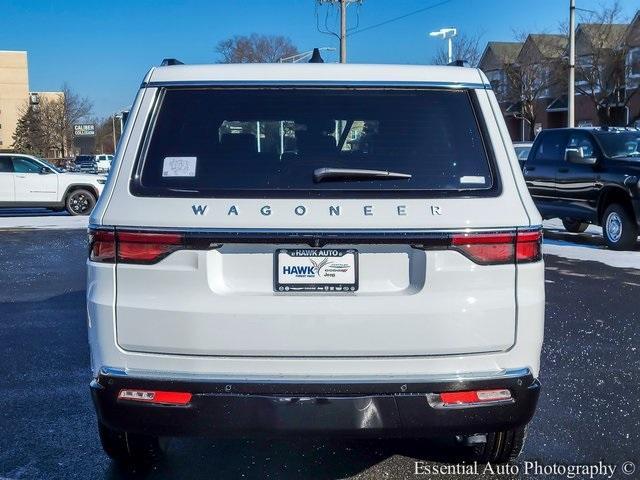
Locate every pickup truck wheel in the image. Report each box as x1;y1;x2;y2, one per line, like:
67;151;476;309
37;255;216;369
65;189;96;216
467;426;527;464
561;219;589;233
98;421;162;467
602;204;638;251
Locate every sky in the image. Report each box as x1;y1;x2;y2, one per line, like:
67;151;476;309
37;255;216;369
0;0;637;118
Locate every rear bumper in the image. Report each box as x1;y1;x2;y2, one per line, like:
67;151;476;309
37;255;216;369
91;368;540;438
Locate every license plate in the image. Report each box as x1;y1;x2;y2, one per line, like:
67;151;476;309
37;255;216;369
275;248;358;292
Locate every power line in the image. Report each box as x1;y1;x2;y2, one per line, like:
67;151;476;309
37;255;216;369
347;0;454;37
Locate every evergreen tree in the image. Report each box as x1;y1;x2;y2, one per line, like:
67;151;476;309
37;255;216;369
12;104;47;156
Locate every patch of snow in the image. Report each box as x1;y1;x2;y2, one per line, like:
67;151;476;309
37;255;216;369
543;219;640;270
543;240;640;269
0;215;88;230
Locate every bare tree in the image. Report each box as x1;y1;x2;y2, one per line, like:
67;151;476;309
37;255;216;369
41;84;93;157
93;116;118;154
432;33;483;67
571;2;635;126
504;32;567;139
215;34;298;63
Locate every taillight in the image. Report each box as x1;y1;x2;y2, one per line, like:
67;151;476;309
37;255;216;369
516;230;542;263
88;229;185;264
89;229;115;263
117;232;183;264
451;229;542;265
451;232;515;264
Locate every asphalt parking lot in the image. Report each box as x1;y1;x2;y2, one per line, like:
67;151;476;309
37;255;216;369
0;228;639;480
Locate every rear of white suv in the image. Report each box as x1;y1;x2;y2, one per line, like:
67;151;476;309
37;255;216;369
87;63;544;466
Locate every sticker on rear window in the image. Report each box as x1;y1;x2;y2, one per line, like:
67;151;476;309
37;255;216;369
459;176;486;185
162;157;197;177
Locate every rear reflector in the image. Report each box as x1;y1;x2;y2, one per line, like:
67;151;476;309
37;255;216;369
118;389;192;406
430;389;512;408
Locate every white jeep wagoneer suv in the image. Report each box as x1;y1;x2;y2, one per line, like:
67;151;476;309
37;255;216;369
87;62;544;466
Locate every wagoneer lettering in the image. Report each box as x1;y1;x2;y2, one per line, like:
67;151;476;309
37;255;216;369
87;62;544;467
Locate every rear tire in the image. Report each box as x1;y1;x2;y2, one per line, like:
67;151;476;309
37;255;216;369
561;219;589;233
467;426;527;464
98;421;162;467
65;189;96;216
602;204;638;251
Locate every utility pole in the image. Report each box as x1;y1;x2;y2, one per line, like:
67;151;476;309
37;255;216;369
340;0;347;63
318;0;359;63
568;0;576;128
111;115;117;154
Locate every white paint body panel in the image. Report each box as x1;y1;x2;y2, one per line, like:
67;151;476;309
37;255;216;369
88;64;544;381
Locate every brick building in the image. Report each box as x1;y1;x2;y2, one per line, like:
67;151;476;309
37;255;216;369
480;10;640;141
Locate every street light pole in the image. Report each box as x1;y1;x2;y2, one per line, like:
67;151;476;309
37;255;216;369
429;28;457;64
568;0;576;128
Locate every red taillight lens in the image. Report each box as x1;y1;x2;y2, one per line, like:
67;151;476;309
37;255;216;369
88;229;184;264
438;389;512;406
516;230;542;263
451;232;515;264
89;229;115;263
451;229;542;265
118;389;192;406
117;232;183;264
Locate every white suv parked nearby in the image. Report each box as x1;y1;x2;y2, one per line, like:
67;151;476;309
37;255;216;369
95;154;114;173
0;154;105;215
87;62;545;466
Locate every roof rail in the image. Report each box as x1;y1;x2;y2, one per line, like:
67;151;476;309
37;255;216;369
160;58;184;66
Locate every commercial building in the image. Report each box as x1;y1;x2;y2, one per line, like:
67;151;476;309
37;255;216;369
0;50;63;152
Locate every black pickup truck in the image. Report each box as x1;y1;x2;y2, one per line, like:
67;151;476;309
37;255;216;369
523;127;640;250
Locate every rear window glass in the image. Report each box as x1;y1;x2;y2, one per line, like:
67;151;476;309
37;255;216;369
133;87;496;198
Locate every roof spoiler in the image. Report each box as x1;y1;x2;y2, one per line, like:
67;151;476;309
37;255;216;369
160;58;184;66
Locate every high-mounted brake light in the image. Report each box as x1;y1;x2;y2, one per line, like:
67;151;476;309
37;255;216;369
118;389;192;406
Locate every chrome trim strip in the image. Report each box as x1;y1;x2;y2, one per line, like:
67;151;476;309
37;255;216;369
143;80;490;90
88;225;542;234
99;367;532;384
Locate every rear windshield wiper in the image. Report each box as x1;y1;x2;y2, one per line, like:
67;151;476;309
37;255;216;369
314;167;412;183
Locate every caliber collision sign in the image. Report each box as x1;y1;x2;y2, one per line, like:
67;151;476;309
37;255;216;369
74;124;95;137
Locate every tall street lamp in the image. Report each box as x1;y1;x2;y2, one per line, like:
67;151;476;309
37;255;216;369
429;27;457;64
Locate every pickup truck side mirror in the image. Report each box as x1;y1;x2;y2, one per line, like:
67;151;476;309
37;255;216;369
39;166;52;174
565;147;597;166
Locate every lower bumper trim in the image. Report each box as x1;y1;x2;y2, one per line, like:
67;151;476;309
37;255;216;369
91;371;540;438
